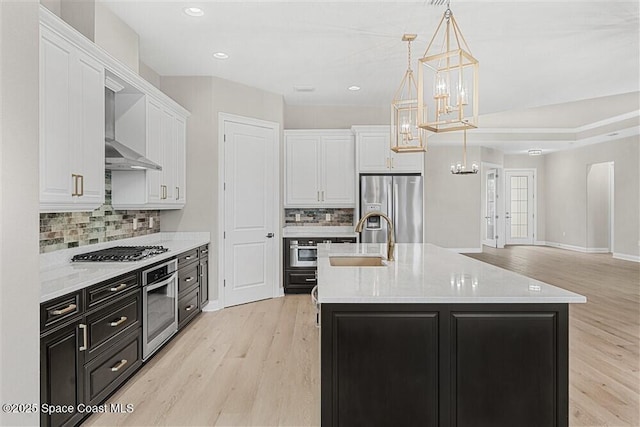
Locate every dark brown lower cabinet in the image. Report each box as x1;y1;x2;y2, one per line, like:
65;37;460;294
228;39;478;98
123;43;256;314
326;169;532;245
321;303;568;427
40;319;85;427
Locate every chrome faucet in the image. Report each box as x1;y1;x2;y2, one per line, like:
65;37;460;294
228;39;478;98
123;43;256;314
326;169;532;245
354;211;395;261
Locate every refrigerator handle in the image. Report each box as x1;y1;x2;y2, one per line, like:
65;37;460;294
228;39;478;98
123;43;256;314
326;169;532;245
387;182;394;231
393;183;399;231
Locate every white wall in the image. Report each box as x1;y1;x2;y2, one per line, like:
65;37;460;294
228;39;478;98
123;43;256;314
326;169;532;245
545;138;639;258
0;1;41;425
284;104;388;129
159;76;284;302
424;145;482;250
586;162;612;251
94;1;139;72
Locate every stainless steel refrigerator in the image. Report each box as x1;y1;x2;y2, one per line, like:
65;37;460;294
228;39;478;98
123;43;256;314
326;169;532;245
360;175;423;243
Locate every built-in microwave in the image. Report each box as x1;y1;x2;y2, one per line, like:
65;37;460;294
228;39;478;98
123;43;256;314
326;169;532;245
289;239;329;268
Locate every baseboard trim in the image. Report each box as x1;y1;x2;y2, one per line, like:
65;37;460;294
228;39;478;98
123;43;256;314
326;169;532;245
613;253;640;263
448;247;483;254
275;288;285;298
201;300;222;312
586;247;611;254
534;240;547;246
545;242;589;253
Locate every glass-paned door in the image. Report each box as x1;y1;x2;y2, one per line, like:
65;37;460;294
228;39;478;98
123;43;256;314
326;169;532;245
505;170;535;245
483;168;498;247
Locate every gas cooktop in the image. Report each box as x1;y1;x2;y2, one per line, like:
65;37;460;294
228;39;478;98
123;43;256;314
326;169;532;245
71;246;168;262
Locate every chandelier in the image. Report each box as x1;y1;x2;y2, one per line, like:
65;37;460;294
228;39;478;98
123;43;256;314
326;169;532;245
418;0;478;133
391;34;427;153
451;129;478;175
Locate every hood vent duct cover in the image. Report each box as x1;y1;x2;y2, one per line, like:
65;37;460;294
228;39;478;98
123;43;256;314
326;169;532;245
104;88;162;171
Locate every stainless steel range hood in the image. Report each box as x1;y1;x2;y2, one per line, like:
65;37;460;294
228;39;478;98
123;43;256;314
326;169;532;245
105;88;162;171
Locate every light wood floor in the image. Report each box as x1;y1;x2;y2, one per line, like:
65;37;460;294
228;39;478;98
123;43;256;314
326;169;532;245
86;246;639;427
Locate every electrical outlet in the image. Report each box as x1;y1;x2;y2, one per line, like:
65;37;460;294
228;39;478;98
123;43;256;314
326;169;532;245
149;217;154;228
295;213;301;222
133;218;138;230
325;213;331;221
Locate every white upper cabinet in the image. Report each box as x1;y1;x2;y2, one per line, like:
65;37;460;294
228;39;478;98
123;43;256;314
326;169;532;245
354;126;423;174
39;26;105;212
285;130;355;207
111;96;187;210
39;7;190;212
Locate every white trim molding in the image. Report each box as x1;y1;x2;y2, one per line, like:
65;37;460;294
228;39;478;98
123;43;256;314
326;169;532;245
201;300;222;312
612;253;640;263
545;242;589;253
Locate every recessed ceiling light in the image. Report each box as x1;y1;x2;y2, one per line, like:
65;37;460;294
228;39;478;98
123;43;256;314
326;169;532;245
348;85;361;91
528;149;542;156
183;7;204;17
213;52;229;60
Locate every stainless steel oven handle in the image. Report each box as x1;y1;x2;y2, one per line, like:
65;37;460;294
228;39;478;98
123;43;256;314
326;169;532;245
142;258;178;286
145;272;178;292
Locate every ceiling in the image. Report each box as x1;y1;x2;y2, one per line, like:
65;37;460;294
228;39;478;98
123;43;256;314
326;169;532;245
100;1;639;152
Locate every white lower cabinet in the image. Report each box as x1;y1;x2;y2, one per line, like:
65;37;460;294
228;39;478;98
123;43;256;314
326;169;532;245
285;130;355;207
354;126;423;174
39;25;105;212
111;97;187;210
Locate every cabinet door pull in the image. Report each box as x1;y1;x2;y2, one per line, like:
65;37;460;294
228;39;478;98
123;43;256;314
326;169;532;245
321;190;324;201
317;191;320;202
185;277;194;282
78;175;84;196
201;249;208;255
110;283;127;292
71;174;78;196
110;359;128;372
79;324;88;351
390;158;394;169
109;316;128;327
51;303;77;316
176;186;179;200
185;305;195;312
185;255;193;260
305;278;316;282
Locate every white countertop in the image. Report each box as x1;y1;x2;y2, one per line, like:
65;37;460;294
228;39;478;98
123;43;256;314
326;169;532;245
282;226;357;239
317;243;587;304
40;232;210;303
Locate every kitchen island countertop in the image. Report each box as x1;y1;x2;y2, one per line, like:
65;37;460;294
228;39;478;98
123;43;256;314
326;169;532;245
317;243;586;304
40;232;210;303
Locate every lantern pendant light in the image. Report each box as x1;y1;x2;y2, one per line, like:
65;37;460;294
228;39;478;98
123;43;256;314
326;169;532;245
450;129;478;175
391;34;427;153
418;0;479;133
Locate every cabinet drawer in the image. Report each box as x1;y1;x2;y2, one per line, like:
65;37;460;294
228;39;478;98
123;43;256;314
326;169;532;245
178;262;199;294
178;287;200;329
86;291;140;361
286;270;317;286
84;328;142;406
41;291;84;332
87;273;138;308
177;248;198;268
199;245;209;258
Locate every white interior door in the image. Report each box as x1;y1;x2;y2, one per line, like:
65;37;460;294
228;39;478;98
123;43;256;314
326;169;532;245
483;168;498;248
505;170;535;245
223;119;278;307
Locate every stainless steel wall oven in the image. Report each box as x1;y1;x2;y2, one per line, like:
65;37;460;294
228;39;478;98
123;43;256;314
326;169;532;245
142;258;178;360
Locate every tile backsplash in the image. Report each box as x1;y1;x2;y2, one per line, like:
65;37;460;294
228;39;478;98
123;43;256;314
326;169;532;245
40;171;160;253
284;208;354;226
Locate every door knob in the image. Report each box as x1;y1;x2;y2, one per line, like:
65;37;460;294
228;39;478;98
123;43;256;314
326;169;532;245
266;233;274;238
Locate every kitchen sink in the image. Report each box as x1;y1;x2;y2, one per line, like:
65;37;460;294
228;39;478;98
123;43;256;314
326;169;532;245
329;256;387;267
